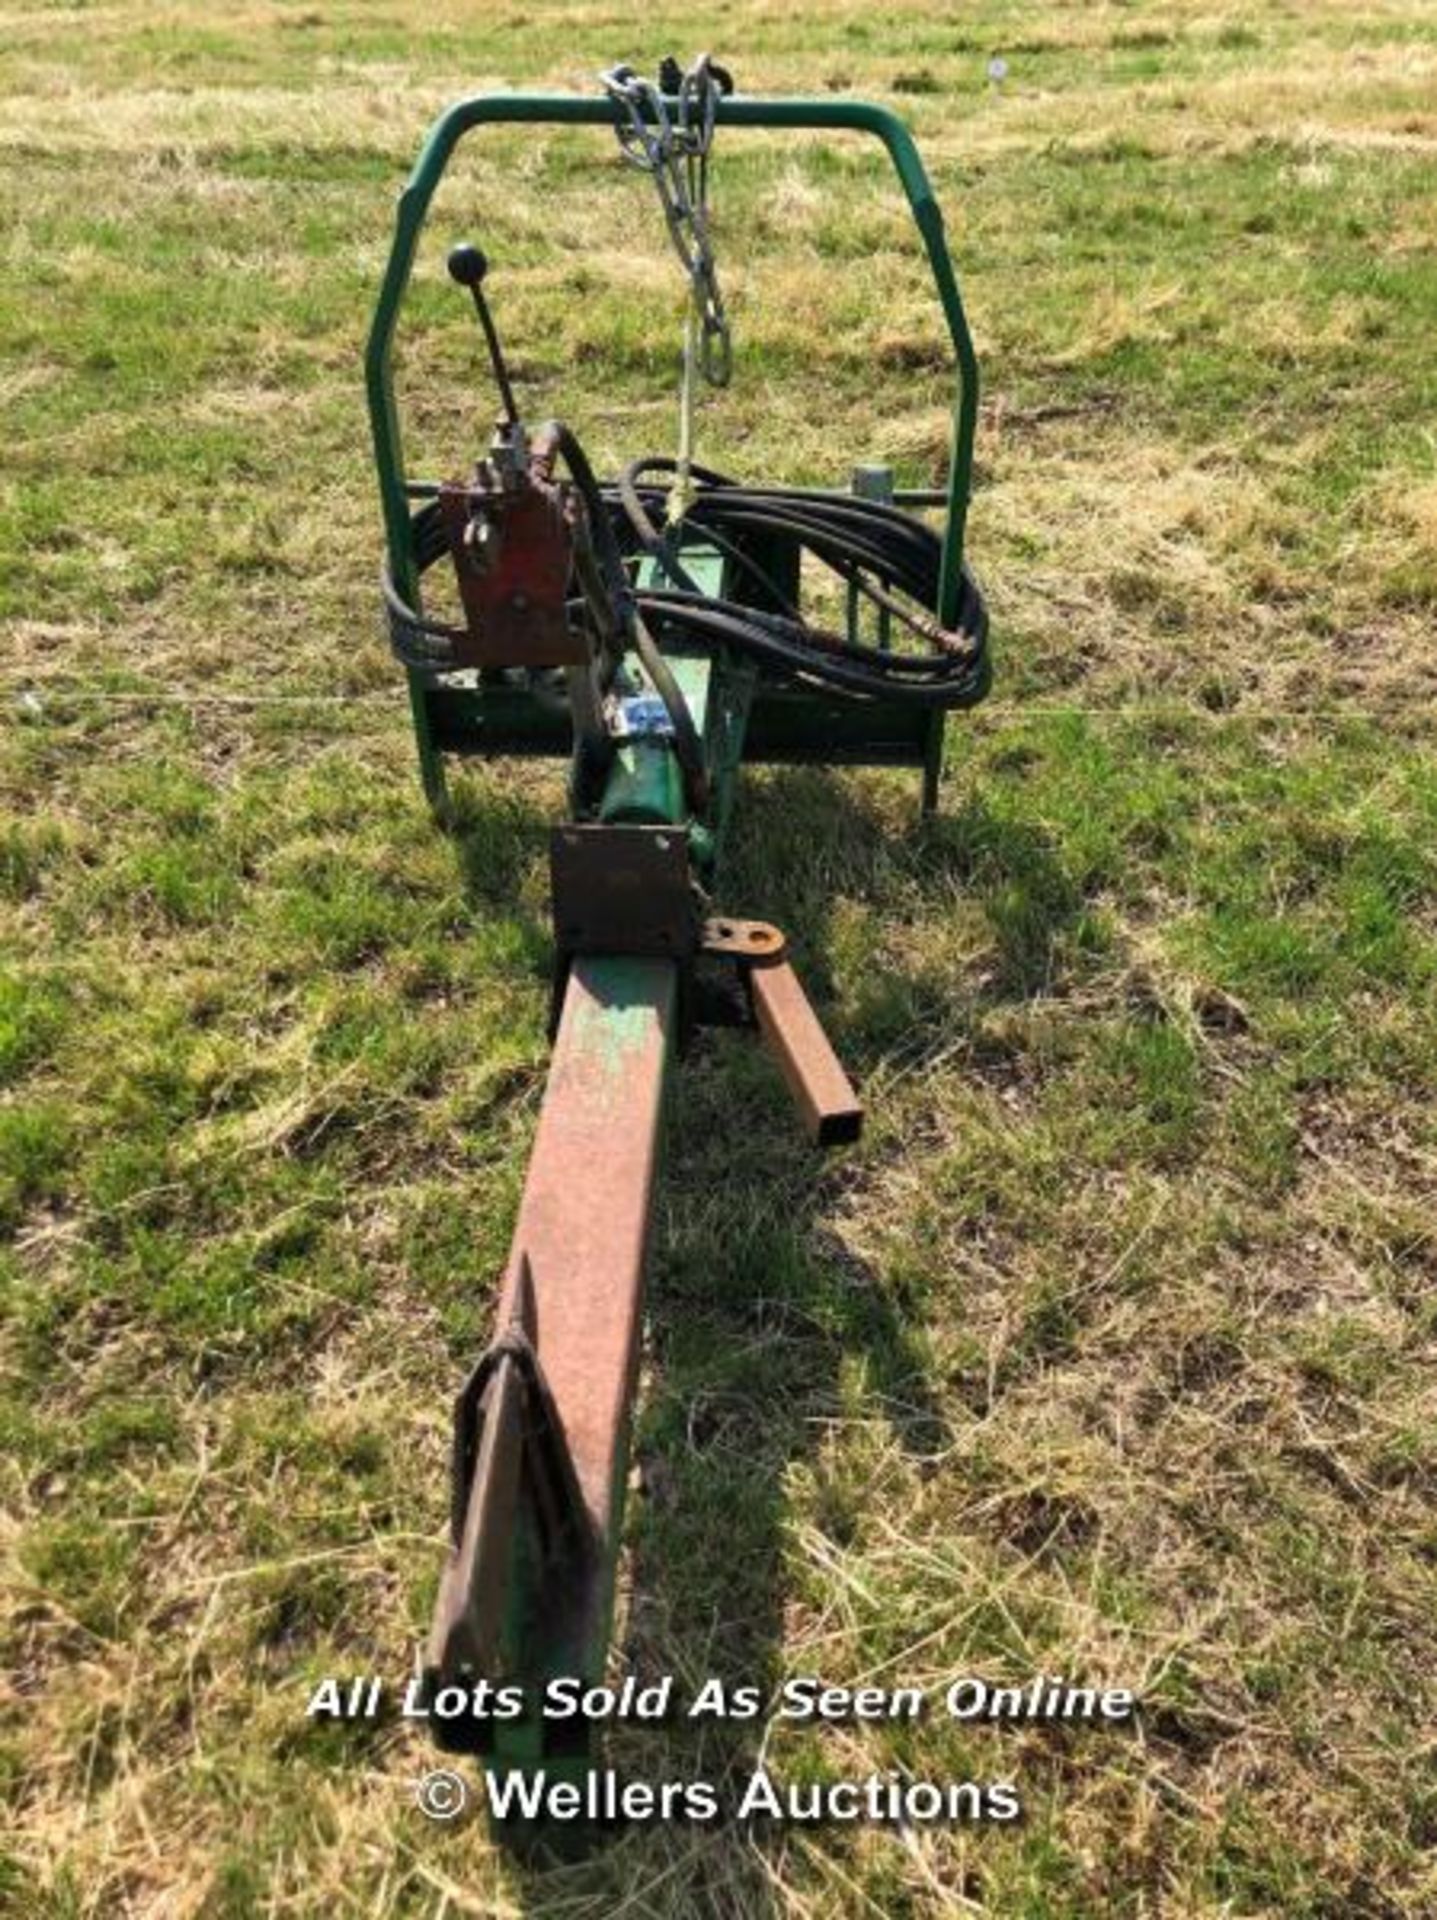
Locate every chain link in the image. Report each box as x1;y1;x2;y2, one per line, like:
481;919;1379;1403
600;54;734;393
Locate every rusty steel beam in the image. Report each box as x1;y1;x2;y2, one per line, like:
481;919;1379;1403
497;953;675;1544
423;950;678;1767
750;956;863;1147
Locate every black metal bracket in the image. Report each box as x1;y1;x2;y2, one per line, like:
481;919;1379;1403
424;1258;592;1727
549;823;699;959
547;821;702;1036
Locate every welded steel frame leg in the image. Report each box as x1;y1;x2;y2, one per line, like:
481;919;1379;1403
922;709;945;815
406;670;451;821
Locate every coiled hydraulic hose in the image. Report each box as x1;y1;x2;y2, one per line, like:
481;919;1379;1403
382;442;989;719
610;457;987;709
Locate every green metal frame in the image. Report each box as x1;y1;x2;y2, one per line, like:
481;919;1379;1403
364;91;982;812
366;91;979;610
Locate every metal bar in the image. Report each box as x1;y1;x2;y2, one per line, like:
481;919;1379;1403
750;958;863;1147
407;673;450;816
405;478;954;507
423;678;952;765
500;955;674;1539
469;953;676;1768
849;463;895;649
922;710;946;816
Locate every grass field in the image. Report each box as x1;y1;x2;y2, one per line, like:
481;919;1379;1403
4;1;1437;1913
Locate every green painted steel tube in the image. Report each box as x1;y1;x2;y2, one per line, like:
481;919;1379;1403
595;741;686;825
365;92;979;630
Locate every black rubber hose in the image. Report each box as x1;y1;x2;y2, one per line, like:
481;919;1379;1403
627;606;710;811
634;594;987;707
608;456;981;663
547;425;708;810
381;444;989;711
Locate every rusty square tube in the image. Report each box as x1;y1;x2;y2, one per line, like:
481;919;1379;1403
492;953;676;1580
749;956;863;1147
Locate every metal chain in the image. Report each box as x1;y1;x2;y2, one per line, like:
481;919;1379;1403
599;55;733;391
600;55;734;523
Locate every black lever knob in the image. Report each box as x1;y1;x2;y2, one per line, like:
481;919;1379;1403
447;243;488;288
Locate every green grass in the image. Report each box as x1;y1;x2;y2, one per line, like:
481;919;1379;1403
4;1;1437;1914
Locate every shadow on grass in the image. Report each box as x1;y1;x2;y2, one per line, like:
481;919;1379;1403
724;763;1088;1023
599;764;1081;1903
435;760;1082;1899
447;769;556;976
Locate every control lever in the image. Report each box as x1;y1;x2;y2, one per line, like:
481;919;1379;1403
434;240;583;669
447;242;520;428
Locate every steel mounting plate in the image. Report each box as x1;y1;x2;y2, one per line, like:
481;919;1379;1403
550;823;698;958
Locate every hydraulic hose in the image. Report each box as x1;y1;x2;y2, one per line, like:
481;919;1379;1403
382;444;990;719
